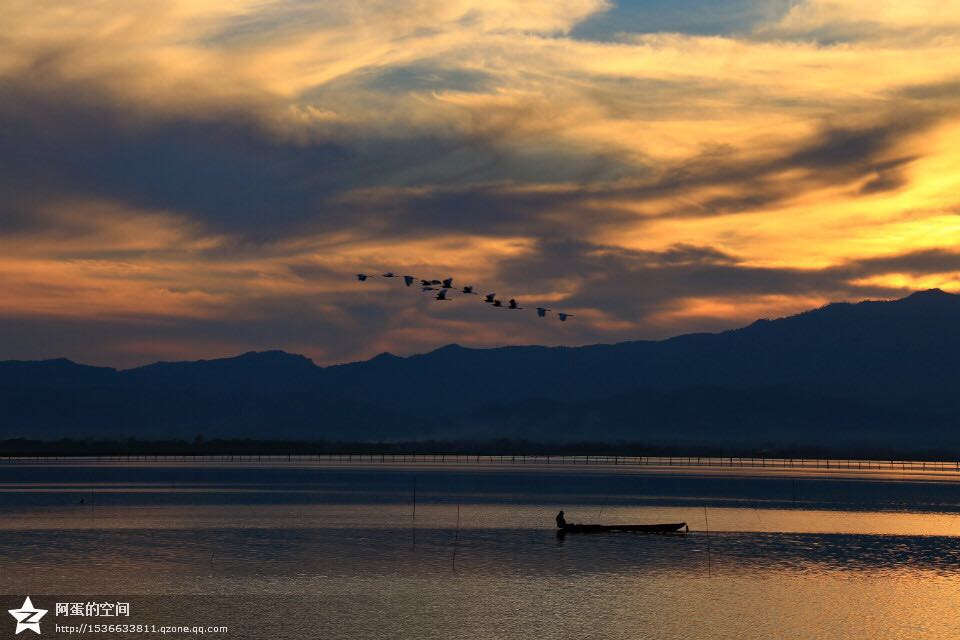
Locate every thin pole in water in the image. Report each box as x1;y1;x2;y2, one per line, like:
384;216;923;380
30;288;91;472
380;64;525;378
703;505;712;578
411;476;417;547
452;503;461;569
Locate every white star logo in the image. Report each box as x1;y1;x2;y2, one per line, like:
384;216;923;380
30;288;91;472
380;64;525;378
8;597;47;635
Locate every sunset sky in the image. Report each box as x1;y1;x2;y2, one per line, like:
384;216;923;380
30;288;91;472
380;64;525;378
3;0;960;367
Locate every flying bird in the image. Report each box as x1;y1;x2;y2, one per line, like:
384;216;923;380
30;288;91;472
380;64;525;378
355;269;579;325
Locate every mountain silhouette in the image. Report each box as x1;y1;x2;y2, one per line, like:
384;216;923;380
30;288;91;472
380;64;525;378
2;290;959;451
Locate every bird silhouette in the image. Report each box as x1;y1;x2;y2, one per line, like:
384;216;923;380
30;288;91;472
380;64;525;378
355;269;579;324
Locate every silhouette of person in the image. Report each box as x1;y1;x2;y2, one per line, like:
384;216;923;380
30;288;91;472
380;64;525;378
556;510;568;528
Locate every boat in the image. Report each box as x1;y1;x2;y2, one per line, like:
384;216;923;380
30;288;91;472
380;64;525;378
558;522;687;534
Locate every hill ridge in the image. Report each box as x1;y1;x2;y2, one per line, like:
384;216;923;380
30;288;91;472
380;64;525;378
1;289;958;450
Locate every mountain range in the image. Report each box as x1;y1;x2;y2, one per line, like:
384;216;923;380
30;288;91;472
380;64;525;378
2;289;959;452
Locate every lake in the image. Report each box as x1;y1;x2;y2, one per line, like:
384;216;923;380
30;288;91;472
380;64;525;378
1;459;959;639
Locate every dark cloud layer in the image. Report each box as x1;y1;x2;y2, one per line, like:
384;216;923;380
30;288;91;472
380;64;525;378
0;72;635;241
495;239;960;326
2;59;944;248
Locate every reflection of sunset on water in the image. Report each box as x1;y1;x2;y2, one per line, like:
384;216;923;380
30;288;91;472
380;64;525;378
3;459;960;638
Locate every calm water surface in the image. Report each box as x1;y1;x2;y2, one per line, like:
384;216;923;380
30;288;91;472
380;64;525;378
1;461;959;639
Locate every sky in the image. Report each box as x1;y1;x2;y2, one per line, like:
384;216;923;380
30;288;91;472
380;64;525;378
2;0;960;368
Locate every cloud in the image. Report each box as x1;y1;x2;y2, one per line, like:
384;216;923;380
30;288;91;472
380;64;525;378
766;0;960;43
3;0;960;365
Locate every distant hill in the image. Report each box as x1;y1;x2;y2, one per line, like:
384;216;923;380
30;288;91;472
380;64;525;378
2;289;959;452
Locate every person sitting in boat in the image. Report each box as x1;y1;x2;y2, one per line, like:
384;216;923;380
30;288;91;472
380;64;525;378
556;510;569;529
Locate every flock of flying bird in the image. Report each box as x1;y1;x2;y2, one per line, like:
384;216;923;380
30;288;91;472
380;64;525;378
356;272;574;321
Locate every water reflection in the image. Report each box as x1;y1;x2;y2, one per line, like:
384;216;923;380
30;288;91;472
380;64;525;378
2;462;960;640
2;462;960;515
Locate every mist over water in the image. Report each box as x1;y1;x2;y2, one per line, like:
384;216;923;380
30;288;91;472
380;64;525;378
2;461;959;639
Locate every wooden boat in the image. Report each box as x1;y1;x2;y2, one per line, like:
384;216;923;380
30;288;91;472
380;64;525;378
558;522;687;534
